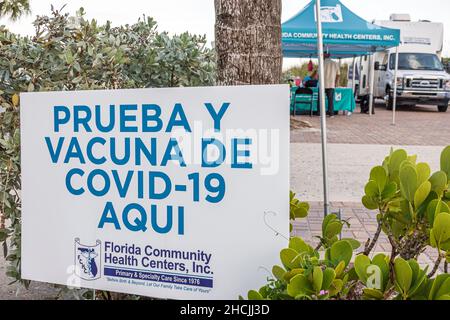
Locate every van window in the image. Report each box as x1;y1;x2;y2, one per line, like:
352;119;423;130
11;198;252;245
382;54;388;67
389;53;444;71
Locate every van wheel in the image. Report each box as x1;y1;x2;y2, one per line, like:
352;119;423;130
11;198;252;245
386;92;393;111
438;105;448;112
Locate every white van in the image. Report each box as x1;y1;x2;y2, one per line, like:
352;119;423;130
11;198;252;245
354;14;450;112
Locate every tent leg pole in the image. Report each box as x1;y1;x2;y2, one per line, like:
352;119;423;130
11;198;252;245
392;46;400;125
369;54;375;116
315;0;330;216
352;57;356;97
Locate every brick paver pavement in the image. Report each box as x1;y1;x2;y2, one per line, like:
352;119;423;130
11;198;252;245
291;103;450;146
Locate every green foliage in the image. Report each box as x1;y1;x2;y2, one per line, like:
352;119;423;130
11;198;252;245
326;240;354;268
429;274;450;300
431;213;450;250
282;63;315;83
0;0;30;21
354;255;372;284
289;191;309;232
248;235;356;300
247;200;359;300
394;258;413;295
362;147;450;261
290;191;309;219
318;214;352;249
354;254;390;298
0;8;215;93
353;254;430;300
0;7;215;291
247;147;450;300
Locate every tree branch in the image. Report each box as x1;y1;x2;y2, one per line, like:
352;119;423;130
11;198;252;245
428;253;443;278
364;223;383;255
383;286;397;300
315;244;322;252
387;235;398;284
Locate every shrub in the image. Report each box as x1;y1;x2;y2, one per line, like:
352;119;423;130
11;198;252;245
246;147;450;300
362;147;450;274
0;7;215;290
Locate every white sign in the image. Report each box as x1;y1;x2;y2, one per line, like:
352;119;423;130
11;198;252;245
403;36;432;46
315;4;343;23
20;85;289;300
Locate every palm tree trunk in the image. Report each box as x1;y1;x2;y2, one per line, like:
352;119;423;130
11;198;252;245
214;0;282;85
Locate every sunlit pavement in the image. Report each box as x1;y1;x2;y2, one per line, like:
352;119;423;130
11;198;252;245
291;143;443;203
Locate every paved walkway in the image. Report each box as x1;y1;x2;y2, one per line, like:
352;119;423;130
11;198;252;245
291;103;450;145
291;143;444;202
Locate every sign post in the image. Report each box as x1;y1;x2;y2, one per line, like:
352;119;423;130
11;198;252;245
20;85;289;300
315;0;331;216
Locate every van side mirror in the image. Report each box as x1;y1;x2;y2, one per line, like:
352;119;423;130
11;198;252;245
374;62;387;71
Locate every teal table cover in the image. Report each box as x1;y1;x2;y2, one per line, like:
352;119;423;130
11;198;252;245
290;87;356;112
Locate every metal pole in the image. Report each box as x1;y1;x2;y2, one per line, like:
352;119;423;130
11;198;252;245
392;46;400;125
315;0;330;216
352;56;356;96
368;54;375;116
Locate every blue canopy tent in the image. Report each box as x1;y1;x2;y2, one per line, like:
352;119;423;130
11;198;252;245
282;0;401;215
282;0;400;58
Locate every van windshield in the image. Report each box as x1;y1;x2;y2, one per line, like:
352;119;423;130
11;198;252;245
390;53;444;71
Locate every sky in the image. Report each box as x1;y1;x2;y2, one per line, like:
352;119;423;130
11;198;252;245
1;0;449;69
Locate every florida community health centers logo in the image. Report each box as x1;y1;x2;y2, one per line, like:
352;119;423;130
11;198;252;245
316;4;343;23
74;238;101;280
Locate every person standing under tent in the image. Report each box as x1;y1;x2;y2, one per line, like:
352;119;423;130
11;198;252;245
303;69;318;87
320;53;340;116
